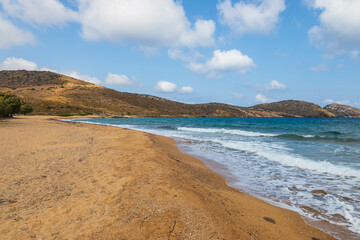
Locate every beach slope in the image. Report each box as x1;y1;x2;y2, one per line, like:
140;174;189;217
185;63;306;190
0;116;335;239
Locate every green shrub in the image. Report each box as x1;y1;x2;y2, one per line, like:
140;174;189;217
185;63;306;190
0;100;11;117
0;92;33;117
20;102;33;115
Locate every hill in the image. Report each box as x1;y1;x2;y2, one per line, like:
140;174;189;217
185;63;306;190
0;70;267;117
251;100;335;118
324;103;360;118
0;70;357;118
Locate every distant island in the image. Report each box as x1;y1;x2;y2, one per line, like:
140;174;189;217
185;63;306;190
1;70;359;118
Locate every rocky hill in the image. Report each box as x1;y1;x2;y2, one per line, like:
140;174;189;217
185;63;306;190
251;100;335;118
324;103;360;118
0;70;270;117
0;70;357;118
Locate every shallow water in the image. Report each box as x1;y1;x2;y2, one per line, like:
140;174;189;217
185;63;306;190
68;117;360;238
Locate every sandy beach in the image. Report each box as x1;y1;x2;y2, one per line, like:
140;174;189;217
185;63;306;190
0;116;336;240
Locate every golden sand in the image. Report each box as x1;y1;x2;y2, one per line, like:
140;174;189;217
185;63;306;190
0;116;336;239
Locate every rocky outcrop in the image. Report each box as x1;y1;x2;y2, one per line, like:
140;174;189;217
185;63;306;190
324;103;360;118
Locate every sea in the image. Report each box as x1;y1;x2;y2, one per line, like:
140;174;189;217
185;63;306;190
68;117;360;239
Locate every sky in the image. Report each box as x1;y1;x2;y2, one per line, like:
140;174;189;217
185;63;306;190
0;0;359;107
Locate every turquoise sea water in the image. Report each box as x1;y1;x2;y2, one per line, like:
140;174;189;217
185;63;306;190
69;117;360;238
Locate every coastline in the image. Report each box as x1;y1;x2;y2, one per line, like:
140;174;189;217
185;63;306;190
177;144;359;240
0;116;337;239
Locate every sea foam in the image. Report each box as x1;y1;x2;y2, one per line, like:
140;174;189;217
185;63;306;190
178;127;277;137
211;139;360;178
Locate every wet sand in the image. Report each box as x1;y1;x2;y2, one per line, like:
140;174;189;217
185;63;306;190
0;116;336;239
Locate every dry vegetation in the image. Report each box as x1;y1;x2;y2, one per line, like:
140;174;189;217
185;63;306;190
1;70;357;118
0;70;273;117
252;100;335;118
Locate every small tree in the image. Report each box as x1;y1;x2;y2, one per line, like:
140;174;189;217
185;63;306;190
20;102;33;115
0;92;33;117
5;93;21;114
0;99;11;117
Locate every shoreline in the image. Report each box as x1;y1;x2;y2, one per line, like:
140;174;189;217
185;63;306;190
0;116;337;239
177;142;358;240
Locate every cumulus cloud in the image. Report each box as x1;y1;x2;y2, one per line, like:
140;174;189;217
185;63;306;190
155;81;177;93
179;86;194;94
0;57;38;70
255;93;273;103
0;0;214;49
154;81;194;94
187;49;255;78
0;0;78;26
310;63;329;72
0;16;35;49
266;80;286;90
78;0;215;48
307;0;360;56
217;0;286;35
105;73;132;85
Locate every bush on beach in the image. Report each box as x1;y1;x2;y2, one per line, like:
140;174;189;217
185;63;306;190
0;92;33;117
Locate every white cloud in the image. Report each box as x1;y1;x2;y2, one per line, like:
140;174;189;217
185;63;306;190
155;81;176;93
217;0;286;35
307;0;360;56
267;80;286;90
154;81;194;94
0;57;38;70
323;99;350;105
168;49;203;62
310;64;329;72
0;0;78;26
187;49;256;78
1;1;215;48
255;93;273;103
0;16;35;49
253;80;286;91
179;86;194;94
105;73;132;85
78;0;215;48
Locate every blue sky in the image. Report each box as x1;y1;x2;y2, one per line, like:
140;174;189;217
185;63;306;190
0;0;359;107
